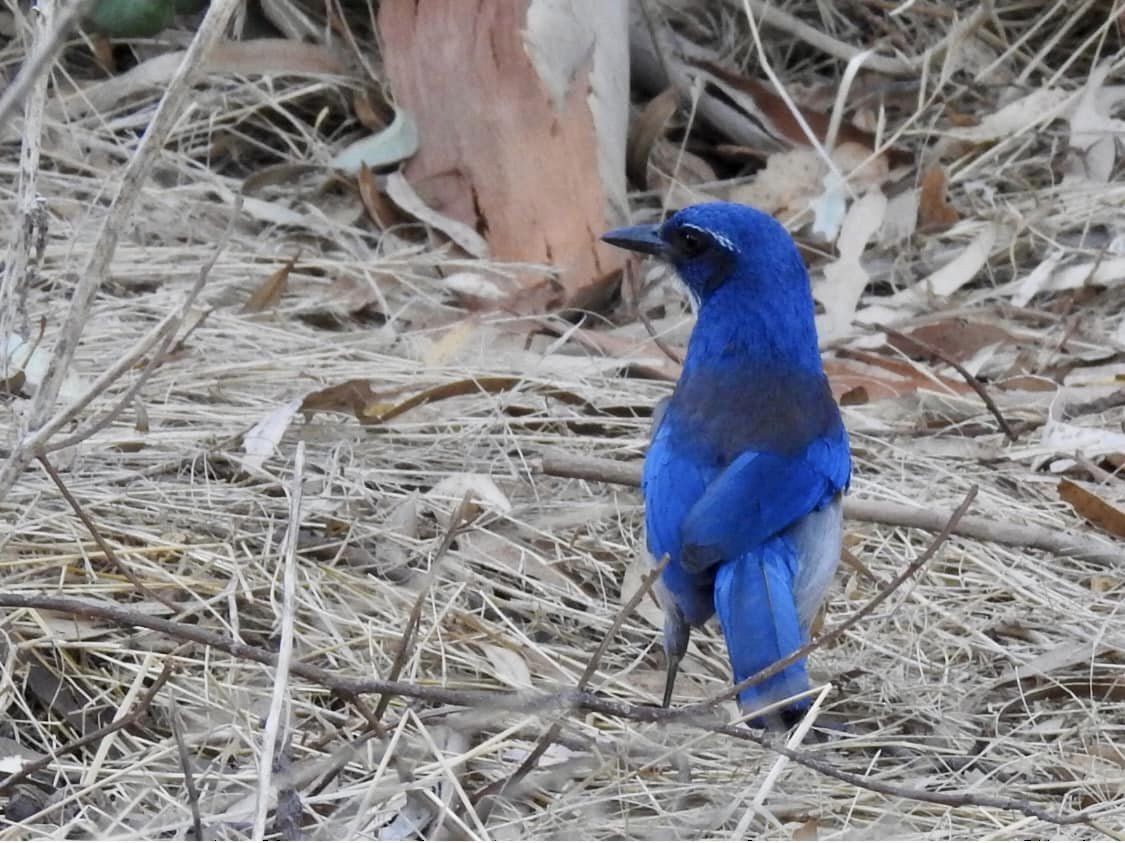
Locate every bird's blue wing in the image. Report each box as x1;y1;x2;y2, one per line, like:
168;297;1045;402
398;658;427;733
679;417;850;574
643;418;716;626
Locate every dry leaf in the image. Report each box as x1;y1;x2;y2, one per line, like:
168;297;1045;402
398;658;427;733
918;167;959;231
693;60;911;166
947;88;1073;143
923;223;997;296
353;89;385;130
357;165;403;229
1015;255;1125;304
300;379;390;422
481;643;533;688
44;40;357;127
422;319;478;366
824;353;970;402
243;254;298;313
331;108;419;175
426;473;512;515
1009;418;1125;465
878;188;920;245
889;319;1015;363
815;189;887;340
733;142;889;237
627;87;679;189
441;272;509;304
730;147;824;219
1058;479;1125;539
384;171;490;258
2;330;86;403
1064;61;1125;183
241;398;302;473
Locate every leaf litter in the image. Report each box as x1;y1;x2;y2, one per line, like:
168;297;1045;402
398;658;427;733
1;1;1124;840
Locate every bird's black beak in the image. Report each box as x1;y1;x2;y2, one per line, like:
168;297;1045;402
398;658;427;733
601;224;666;257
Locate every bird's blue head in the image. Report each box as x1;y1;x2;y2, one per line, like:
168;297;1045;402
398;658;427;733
602;202;806;305
603;202;821;372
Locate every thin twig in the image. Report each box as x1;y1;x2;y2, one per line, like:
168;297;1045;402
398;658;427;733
481;556;669;810
536;451;1123;564
253;440;304;842
43;198;241;454
373;491;474;723
0;0;244;503
170;701;204;842
35;453;178;611
1;1;53;351
867;321;1018;442
0;591;1102;828
307;494;475;801
704;488;976;709
627;263;683;366
0;658;175;795
0;0;91;128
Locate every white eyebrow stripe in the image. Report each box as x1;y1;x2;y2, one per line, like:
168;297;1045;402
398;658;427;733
711;232;735;251
680;223;734;252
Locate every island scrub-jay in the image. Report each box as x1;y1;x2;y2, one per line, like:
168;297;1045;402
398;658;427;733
602;203;850;728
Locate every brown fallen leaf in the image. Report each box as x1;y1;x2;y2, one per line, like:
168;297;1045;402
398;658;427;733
918;166;959;231
242;253;299;313
830;350;972;400
692;60;913;167
1058;478;1125;539
888;318;1015;363
301;376;596;426
353;89;389;131
356;164;403;229
300;379;393;421
627;86;680;189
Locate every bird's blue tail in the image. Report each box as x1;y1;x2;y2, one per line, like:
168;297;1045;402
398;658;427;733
713;537;809;727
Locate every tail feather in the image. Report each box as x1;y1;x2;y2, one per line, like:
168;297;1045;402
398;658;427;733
713;537;808;726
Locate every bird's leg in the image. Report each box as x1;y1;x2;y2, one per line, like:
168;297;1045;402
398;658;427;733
662;609;690;708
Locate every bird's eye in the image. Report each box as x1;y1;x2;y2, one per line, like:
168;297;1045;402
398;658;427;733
669;227;709;260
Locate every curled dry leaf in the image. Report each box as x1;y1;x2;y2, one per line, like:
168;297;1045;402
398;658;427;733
357;164;405;229
384;171;489;259
300;378;389;422
242;253;298;313
300;375;596;426
918;166;959;231
627;87;679;189
1014;254;1125;305
331;108;420;175
1058;479;1125;540
692;60;911;166
923;222;998;297
814;188;887;341
241;398;302;473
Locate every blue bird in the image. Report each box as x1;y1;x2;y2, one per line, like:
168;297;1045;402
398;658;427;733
602;203;850;727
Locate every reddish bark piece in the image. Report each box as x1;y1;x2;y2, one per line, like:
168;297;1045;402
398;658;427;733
378;0;629;310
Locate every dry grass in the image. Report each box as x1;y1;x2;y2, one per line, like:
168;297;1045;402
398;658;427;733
1;0;1124;839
